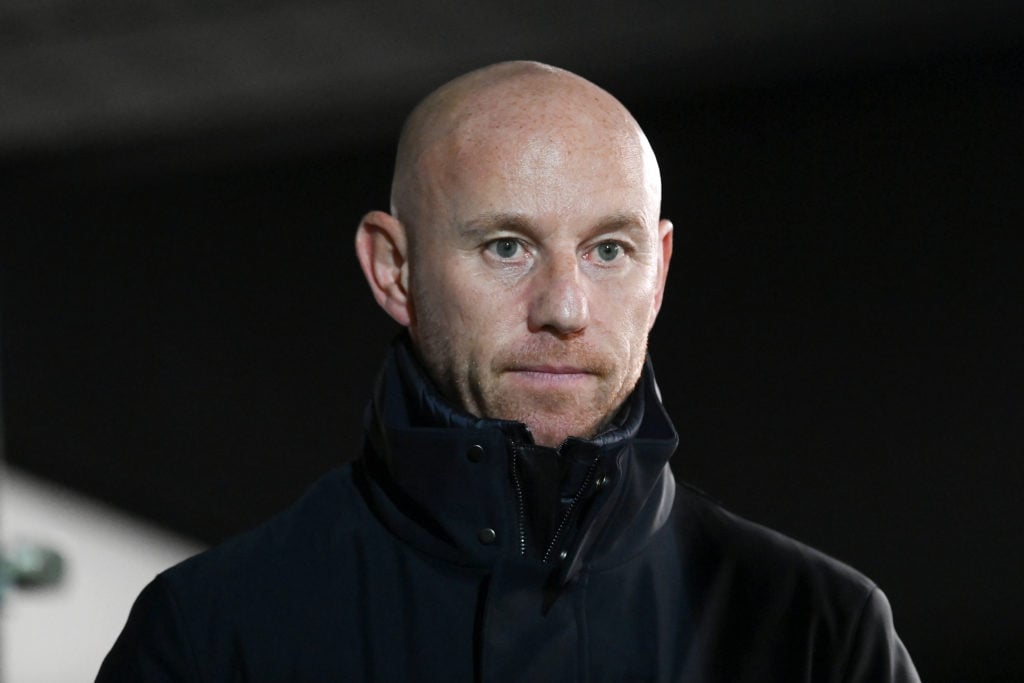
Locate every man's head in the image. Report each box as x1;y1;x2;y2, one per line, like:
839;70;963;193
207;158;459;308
356;61;672;447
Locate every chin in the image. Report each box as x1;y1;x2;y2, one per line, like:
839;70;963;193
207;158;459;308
524;417;603;448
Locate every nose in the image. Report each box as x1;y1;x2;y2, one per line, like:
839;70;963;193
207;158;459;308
527;254;590;337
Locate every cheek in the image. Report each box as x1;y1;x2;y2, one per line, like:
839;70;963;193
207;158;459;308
454;268;525;326
630;275;663;333
414;259;466;320
607;296;659;373
605;279;660;332
447;286;498;335
420;272;516;352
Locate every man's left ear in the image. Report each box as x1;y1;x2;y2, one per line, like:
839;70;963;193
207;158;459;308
650;218;674;324
355;210;412;327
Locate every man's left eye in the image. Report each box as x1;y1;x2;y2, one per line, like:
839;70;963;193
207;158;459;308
594;242;622;262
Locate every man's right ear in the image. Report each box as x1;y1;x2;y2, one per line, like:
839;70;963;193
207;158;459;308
355;210;411;327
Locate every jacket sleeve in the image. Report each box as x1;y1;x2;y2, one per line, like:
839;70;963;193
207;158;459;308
96;576;201;682
840;587;920;683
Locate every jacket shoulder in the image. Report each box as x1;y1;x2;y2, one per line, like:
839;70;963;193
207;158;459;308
674;481;877;599
165;465;363;588
666;483;919;681
99;465;373;680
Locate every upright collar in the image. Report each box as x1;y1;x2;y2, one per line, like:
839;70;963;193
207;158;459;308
357;335;679;584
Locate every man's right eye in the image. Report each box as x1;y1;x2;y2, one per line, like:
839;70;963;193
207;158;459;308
489;239;521;259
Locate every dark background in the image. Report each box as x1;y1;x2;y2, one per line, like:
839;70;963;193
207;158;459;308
2;3;1022;680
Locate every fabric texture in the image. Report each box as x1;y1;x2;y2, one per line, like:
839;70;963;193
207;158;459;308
98;337;919;682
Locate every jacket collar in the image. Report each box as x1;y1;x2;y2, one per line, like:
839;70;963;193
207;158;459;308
357;334;679;584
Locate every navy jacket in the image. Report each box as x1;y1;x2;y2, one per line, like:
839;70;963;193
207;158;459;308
99;339;919;681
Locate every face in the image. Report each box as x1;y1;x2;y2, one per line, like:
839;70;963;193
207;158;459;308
400;86;671;447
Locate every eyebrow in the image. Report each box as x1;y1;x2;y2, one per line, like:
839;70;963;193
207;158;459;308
457;212;534;240
593;212;649;237
457;211;650;240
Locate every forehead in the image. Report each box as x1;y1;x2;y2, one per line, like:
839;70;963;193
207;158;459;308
418;96;660;227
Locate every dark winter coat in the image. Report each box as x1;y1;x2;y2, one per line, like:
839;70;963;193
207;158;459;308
98;338;919;682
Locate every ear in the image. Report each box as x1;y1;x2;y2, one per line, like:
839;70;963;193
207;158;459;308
355;210;411;327
650;218;674;325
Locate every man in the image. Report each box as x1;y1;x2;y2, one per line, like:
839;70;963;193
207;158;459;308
99;61;919;681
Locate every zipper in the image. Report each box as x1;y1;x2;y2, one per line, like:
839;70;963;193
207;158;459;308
541;455;600;564
510;445;527;557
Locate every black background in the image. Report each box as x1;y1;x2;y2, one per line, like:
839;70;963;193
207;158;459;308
3;32;1023;683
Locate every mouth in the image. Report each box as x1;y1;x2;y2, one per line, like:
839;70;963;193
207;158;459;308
510;364;593;375
504;365;598;387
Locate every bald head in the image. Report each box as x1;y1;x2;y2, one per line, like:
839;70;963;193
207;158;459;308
390;61;662;235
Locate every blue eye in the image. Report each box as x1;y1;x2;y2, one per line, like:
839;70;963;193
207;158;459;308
595;242;622;262
491;239;520;259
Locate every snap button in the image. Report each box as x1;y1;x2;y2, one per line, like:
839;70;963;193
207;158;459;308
595;475;611;490
466;444;485;463
478;528;497;545
558;550;568;561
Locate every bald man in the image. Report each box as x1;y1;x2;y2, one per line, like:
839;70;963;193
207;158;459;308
100;62;919;682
